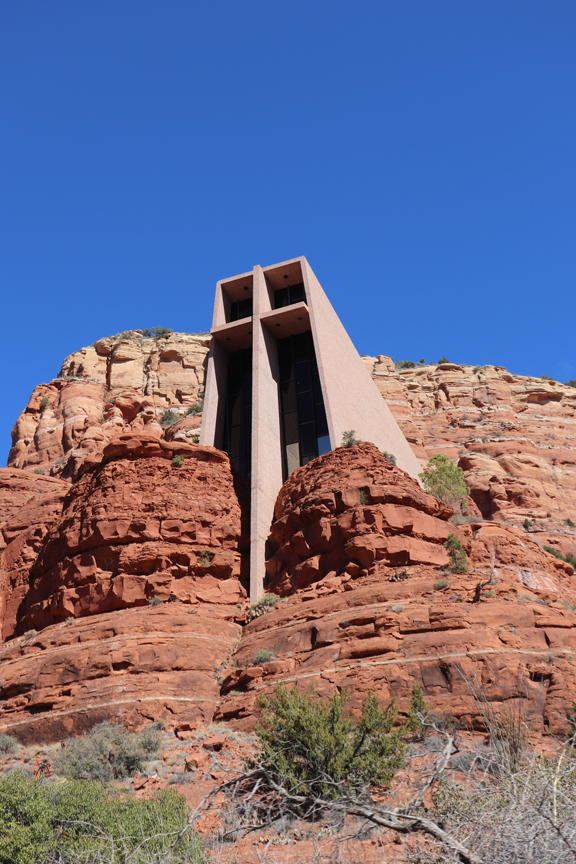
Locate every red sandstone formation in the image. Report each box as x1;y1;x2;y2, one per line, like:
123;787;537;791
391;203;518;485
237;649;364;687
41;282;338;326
0;604;241;743
2;334;576;748
0;470;70;640
24;433;248;632
216;444;576;739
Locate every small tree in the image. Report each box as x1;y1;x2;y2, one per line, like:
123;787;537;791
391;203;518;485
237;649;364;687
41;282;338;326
437;356;450;365
255;685;407;798
342;430;361;447
444;533;469;573
159;409;178;427
419;454;470;510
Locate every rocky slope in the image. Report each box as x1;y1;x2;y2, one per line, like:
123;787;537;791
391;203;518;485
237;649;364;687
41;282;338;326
217;443;576;739
1;332;575;746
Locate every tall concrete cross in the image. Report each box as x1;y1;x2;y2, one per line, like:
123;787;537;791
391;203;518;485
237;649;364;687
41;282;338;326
200;256;421;603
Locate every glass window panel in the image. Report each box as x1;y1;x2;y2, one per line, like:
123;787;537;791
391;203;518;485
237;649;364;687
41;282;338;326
243;376;252;405
278;351;293;383
295;360;311;393
283;411;299;445
289;282;306;304
297;391;314;424
314;403;328;436
229;393;241;426
317;435;331;456
274;287;288;309
293;332;308;360
312;373;323;404
227;364;241;394
229;426;241;458
241;348;252;375
281;379;297;413
286;443;300;476
300;422;316;457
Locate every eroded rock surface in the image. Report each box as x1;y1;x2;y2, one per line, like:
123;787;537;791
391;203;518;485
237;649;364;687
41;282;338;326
0;604;240;743
24;434;248;631
8;332;208;475
217;444;576;739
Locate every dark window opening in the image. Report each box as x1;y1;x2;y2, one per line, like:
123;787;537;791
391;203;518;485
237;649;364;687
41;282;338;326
278;332;330;479
229;298;253;321
222;348;252;477
274;282;306;309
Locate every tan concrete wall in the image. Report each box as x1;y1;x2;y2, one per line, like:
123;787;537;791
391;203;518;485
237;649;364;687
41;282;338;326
249;268;283;601
302;259;422;479
201;256;423;602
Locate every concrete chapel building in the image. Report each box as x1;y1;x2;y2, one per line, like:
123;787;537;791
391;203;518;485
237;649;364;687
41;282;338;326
200;256;421;602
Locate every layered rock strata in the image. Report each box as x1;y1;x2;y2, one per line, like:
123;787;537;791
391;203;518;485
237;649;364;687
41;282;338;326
216;444;576;739
23;434;248;632
0;604;241;743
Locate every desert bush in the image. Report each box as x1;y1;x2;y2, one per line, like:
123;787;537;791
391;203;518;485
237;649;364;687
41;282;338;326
33;469;43;474
444;533;469;574
248;594;281;620
186;403;203;416
565;379;576;388
143;326;172;339
396;360;416;369
437;356;450;365
55;721;162;782
198;549;213;567
412;751;576;863
39;397;51;409
0;770;201;864
434;578;450;590
419;454;470;510
172;454;184;467
523;517;532;531
254;685;407;799
0;735;16;756
159;409;179;427
147;596;163;606
383;450;397;465
253;649;276;666
341;430;361;447
358;489;369;505
564;518;576;528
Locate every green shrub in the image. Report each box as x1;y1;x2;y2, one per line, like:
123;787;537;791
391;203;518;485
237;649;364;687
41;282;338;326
254;684;407;798
444;533;469;573
543;544;564;560
186;403;203;416
253;649;276;666
407;682;432;741
565;380;576;389
39;396;51;409
172;454;184;467
564;518;576;529
147;596;163;606
142;327;172;339
342;430;361;447
523;518;532;531
419;454;470;510
192;434;200;443
249;594;281;620
434;578;450;590
0;771;201;864
55;721;162;782
159;409;179;427
198;549;214;567
358;489;369;505
437;356;450;365
382;450;397;465
0;735;16;755
395;360;416;369
33;469;43;475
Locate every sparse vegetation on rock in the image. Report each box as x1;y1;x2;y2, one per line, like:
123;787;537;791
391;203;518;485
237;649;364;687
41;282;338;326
419;454;470;510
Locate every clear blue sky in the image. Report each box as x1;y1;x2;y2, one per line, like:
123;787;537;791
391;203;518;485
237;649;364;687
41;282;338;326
1;2;576;464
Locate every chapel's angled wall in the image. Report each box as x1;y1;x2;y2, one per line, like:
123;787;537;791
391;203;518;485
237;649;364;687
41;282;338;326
301;259;422;479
